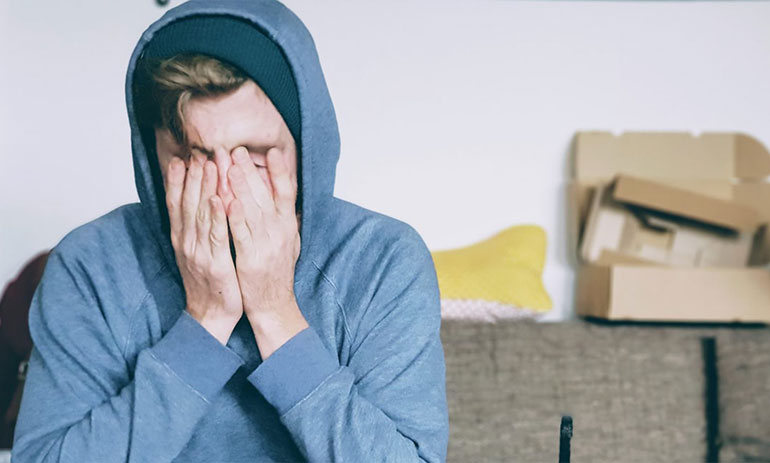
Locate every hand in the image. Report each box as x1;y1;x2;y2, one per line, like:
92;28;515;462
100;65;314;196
225;146;307;358
165;155;244;345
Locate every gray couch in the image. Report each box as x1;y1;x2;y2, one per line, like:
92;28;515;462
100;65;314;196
441;320;770;462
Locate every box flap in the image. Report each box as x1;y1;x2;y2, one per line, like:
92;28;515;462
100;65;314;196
612;175;760;232
735;134;770;180
574;131;770;184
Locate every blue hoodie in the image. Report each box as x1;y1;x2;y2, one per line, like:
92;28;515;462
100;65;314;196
11;1;449;461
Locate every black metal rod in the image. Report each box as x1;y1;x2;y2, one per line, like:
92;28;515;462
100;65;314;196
559;415;573;463
702;337;720;463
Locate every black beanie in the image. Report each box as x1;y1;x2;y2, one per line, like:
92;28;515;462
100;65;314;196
143;15;301;142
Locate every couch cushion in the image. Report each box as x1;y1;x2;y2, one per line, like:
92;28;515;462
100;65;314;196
441;320;707;462
716;329;770;462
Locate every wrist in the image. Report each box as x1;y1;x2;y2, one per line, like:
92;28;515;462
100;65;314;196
189;310;240;345
246;297;302;330
247;300;309;359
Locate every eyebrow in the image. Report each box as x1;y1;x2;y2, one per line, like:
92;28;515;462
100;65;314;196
190;143;273;157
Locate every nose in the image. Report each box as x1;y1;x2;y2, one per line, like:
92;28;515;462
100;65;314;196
213;147;234;208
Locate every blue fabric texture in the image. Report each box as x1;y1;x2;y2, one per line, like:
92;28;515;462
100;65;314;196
246;327;340;417
11;1;449;462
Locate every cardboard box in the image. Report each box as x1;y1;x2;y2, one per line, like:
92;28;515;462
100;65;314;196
572;131;770;323
577;265;770;323
580;175;761;268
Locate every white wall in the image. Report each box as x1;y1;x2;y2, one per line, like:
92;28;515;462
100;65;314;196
2;0;770;321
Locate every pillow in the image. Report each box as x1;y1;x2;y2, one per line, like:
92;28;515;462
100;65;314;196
431;225;552;321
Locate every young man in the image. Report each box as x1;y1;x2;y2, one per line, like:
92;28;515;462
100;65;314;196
12;1;449;462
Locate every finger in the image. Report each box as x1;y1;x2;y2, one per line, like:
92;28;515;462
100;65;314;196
165;157;185;239
227;198;252;254
228;163;263;235
213;146;232;201
195;162;217;254
181;158;204;252
200;160;217;202
265;147;295;216
231;146;272;212
209;195;229;259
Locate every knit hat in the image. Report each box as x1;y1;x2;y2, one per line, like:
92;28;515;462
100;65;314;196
142;15;301;142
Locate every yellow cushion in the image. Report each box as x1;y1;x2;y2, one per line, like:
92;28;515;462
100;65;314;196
431;225;552;311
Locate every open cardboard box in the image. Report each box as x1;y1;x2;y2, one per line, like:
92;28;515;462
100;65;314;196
581;175;761;268
571;131;770;323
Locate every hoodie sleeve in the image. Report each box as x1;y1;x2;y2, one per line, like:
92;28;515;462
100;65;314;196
247;228;450;463
11;246;245;463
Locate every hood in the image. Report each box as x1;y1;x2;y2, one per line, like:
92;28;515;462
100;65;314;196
125;0;341;277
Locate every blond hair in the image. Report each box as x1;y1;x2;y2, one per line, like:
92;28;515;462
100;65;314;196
135;54;248;146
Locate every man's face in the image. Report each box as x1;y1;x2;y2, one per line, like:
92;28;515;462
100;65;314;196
155;80;298;216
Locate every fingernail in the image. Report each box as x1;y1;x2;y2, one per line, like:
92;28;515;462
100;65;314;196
233;147;248;162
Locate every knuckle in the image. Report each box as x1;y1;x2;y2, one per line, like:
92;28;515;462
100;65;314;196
181;238;196;259
182;197;195;213
209;230;224;246
191;252;207;269
196;205;207;223
209;265;228;281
